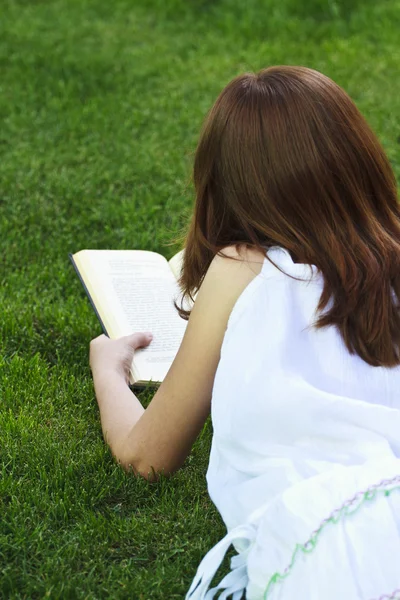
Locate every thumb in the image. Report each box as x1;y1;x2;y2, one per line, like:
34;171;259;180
124;332;153;350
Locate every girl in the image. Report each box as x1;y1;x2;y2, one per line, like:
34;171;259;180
89;66;400;599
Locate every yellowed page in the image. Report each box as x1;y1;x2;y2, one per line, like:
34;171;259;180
168;249;196;312
73;250;187;383
168;249;184;280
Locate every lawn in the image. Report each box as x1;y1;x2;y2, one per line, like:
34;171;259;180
1;0;400;598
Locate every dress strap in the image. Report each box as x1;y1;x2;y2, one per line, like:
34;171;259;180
186;523;256;600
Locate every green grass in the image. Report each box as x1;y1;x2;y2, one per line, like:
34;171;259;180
1;0;400;597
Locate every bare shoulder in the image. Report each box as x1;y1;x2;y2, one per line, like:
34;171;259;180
219;244;266;262
197;245;265;311
208;245;265;279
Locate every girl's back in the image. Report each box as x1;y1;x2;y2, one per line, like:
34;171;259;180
209;245;400;517
190;246;400;599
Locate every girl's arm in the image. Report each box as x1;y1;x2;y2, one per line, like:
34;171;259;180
89;246;264;479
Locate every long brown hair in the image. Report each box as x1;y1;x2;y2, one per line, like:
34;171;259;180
178;66;400;367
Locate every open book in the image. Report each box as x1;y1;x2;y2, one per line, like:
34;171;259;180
70;249;188;387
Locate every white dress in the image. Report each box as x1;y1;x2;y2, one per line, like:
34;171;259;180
186;247;400;600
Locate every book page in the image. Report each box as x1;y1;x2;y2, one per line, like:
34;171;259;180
168;249;184;280
168;249;195;311
74;250;187;383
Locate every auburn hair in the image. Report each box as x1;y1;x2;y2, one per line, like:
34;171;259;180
177;66;400;367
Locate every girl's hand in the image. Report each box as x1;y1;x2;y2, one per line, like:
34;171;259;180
89;332;153;383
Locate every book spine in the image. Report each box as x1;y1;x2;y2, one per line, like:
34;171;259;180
68;253;110;337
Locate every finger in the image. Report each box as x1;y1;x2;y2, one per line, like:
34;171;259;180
124;332;153;349
90;334;107;345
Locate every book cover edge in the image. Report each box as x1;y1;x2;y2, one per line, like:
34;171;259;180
68;253;110;338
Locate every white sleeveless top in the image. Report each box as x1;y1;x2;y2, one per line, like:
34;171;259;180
187;247;400;600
